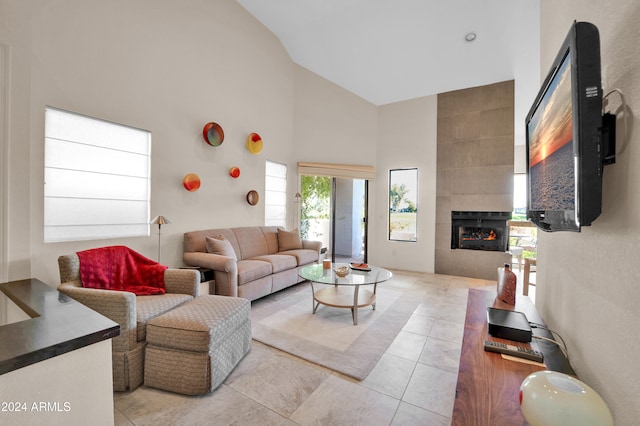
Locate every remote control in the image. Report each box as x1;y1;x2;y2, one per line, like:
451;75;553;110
483;340;544;363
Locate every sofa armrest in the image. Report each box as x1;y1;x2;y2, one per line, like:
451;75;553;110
164;268;199;297
183;252;239;297
302;239;322;261
57;282;136;353
184;252;237;272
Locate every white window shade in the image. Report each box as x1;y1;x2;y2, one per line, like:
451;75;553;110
265;161;287;228
44;107;151;242
297;162;375;180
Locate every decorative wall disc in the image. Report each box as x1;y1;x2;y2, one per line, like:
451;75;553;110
203;122;224;146
246;190;259;205
229;166;240;179
183;173;201;192
246;132;263;154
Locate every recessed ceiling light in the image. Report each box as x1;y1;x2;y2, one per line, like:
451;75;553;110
464;32;477;42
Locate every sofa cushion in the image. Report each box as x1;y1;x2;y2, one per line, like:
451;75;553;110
277;228;303;251
233;227;279;259
205;235;237;260
135;293;193;341
184;228;240;254
236;259;272;285
278;249;319;266
251;254;298;274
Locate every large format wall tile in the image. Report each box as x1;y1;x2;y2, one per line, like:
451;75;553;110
435;80;514;279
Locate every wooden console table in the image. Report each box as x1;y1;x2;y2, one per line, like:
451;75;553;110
452;288;574;425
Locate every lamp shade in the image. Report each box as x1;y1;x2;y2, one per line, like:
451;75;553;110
151;216;171;225
520;371;613;426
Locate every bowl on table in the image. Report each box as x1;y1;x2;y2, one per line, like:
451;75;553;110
335;266;350;277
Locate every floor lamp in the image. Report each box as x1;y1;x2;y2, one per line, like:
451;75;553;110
150;215;171;263
294;192;301;235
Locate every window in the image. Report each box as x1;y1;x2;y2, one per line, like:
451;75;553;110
44;107;151;242
264;160;287;227
389;168;418;241
513;173;527;221
509;172;537;263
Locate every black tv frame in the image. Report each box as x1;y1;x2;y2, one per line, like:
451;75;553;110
526;21;612;232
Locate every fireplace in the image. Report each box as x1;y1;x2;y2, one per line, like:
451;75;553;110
451;211;511;252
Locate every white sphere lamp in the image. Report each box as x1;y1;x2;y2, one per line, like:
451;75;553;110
520;371;613;426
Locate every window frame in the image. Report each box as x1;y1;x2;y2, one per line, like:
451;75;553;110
389;168;418;242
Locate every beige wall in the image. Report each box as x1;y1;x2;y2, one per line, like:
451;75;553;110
292;64;378;165
291;66;438;272
1;0;297;284
372;96;438;272
0;43;7;283
538;1;640;424
2;0;434;286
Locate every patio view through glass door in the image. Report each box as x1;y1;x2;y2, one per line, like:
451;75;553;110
299;175;367;264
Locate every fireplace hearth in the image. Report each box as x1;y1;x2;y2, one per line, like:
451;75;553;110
451;211;511;252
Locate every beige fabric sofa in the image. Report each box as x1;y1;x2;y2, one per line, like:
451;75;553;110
57;253;199;391
183;226;322;301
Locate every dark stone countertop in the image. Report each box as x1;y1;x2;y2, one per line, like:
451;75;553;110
0;278;120;375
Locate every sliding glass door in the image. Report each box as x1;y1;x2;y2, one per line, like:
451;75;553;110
333;177;367;263
299;175;367;264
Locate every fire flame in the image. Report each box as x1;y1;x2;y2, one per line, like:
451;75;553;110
461;229;498;241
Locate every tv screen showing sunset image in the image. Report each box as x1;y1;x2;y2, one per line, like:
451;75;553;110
528;51;575;211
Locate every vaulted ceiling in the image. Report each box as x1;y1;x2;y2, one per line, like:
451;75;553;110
235;0;540;110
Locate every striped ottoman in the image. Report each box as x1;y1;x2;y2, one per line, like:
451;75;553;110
144;295;251;395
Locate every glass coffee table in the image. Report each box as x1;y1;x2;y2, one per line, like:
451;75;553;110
298;263;392;325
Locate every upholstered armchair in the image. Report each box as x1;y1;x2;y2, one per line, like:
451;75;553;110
57;251;200;392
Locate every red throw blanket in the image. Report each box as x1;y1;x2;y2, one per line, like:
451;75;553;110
78;246;167;295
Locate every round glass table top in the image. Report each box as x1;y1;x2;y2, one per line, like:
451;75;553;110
298;263;392;286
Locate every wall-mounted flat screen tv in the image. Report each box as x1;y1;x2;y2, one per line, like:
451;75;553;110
526;21;603;232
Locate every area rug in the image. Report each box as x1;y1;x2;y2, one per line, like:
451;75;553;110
250;273;427;380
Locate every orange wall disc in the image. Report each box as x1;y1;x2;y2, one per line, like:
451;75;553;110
183;173;201;191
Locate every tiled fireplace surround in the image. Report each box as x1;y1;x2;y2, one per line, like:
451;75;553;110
435;80;513;280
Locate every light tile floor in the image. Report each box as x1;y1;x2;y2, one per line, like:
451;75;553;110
114;270;528;425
